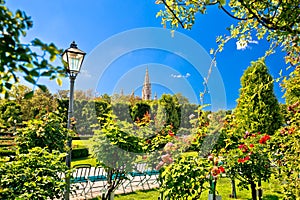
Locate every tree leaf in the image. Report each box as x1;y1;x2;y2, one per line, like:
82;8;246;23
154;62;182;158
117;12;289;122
56;78;62;86
37;84;47;92
24;91;34;99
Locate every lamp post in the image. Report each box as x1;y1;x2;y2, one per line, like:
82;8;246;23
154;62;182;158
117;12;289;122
62;41;86;200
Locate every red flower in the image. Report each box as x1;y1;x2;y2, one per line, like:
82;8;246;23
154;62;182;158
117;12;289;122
259;135;271;144
168;130;174;137
211;166;220;176
249;144;254;148
238;144;248;153
219;166;225;173
238;156;250;163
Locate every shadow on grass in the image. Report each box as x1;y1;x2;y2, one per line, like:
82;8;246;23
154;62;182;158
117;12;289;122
262;195;280;200
72;156;90;162
114;189;159;200
116;189;158;197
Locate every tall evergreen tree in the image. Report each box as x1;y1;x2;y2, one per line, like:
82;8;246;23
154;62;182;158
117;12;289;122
159;94;181;131
233;59;282;136
231;59;282;200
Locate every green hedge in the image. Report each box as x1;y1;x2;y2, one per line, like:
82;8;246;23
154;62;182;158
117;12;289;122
71;148;89;159
0;133;14;137
72;136;93;140
0;149;16;157
0;148;88;159
0;143;14;147
0;137;14;141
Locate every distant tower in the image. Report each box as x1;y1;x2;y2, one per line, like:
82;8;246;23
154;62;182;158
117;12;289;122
142;68;151;100
154;92;157;100
131;89;135;97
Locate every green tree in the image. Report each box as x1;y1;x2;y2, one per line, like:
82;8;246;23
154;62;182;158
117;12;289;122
0;100;22;133
22;88;58;121
233;59;282;136
111;102;132;122
159;94;181;131
94;99;111;128
228;59;281;200
130;101;151;122
155;0;299;69
7;85;58;121
175;93;189;104
180;103;198;129
270;66;300;199
95;93;111;104
8;84;32;103
282;66;300;105
90;114;148;200
0;1;64;98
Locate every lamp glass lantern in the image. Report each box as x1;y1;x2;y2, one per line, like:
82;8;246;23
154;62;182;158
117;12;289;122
62;41;86;77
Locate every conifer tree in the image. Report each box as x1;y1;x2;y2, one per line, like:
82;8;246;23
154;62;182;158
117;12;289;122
233;59;282;136
231;59;282;200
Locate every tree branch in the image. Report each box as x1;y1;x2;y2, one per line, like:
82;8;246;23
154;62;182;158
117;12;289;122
162;0;185;28
238;0;300;34
219;4;249;20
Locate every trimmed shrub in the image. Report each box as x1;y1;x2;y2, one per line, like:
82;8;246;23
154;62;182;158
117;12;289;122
0;149;16;157
0;147;68;199
72;136;93;140
71;148;89;158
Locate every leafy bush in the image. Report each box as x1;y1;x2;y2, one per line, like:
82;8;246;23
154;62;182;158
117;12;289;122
16;112;70;154
160;155;210;200
90;113;149;200
0;147;68;199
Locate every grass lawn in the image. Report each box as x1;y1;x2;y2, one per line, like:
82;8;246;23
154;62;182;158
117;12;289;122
71;156;97;167
90;177;283;200
70;148;283;200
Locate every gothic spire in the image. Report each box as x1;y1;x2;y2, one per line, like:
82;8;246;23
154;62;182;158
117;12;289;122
142;67;151;100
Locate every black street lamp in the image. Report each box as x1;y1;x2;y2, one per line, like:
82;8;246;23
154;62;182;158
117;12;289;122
62;41;86;200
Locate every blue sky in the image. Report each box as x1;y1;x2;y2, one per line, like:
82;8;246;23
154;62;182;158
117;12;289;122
7;0;288;110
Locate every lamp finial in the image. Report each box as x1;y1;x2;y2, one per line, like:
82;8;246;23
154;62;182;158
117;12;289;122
70;41;77;48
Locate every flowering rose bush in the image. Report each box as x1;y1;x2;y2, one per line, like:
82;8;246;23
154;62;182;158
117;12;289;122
158;108;228;199
207;154;226;198
225;131;273;200
16;112;71;154
90;112;180;199
269;101;300;199
160;155;211;200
